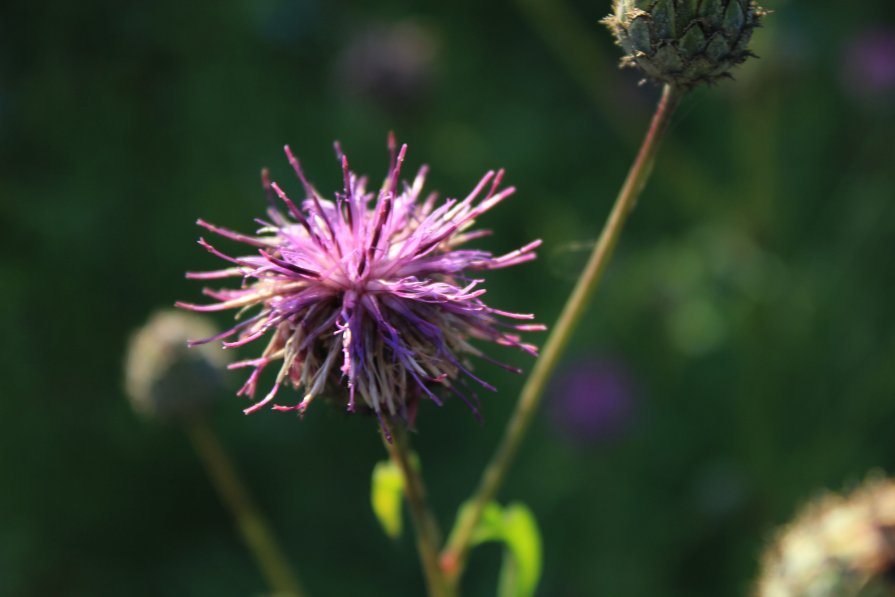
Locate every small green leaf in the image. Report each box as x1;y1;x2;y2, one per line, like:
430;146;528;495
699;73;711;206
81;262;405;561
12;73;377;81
370;460;404;539
498;504;542;597
469;501;506;545
451;500;543;597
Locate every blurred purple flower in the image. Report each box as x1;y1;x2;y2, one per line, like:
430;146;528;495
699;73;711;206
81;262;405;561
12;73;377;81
548;357;635;445
334;20;438;113
842;28;895;99
179;137;542;427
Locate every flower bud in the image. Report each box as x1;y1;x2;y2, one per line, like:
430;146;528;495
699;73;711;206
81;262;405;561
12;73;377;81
755;477;895;597
125;310;228;423
603;0;766;88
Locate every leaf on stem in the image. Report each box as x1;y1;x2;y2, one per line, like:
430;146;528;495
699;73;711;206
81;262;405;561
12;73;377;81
371;459;405;539
370;452;423;539
452;500;543;597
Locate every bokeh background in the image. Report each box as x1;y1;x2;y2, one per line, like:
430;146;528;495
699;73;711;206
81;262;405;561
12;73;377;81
3;0;895;595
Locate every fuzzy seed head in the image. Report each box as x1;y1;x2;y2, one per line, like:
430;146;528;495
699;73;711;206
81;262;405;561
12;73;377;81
603;0;766;88
125;310;228;423
755;477;895;597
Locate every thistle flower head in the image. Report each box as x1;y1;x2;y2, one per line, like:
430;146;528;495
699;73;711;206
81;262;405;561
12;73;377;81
178;137;542;427
603;0;767;89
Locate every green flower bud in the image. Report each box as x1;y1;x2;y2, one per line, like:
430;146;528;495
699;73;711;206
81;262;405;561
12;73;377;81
755;477;895;597
125;310;228;424
603;0;766;88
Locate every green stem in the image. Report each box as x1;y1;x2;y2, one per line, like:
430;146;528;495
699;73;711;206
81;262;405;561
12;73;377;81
441;83;683;582
380;422;456;597
188;421;307;597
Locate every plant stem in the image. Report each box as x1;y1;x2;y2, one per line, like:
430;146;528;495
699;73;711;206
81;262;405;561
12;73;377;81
380;421;455;597
188;420;307;597
441;83;683;582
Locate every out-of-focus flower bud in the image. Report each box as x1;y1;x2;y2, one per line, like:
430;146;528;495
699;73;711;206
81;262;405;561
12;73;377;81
842;28;895;103
125;310;228;423
334;20;438;114
755;476;895;597
603;0;767;88
547;357;636;445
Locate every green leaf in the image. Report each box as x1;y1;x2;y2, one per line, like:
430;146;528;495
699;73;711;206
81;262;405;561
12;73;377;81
453;500;543;597
497;504;542;597
370;459;404;539
469;501;506;544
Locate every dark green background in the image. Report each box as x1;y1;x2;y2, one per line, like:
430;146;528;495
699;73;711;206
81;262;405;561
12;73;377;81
3;0;895;595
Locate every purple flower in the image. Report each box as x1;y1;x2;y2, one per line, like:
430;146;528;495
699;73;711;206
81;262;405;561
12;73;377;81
842;28;895;99
547;357;635;445
178;137;542;426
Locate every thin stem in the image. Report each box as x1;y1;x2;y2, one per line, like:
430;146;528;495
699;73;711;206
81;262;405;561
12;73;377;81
441;84;683;582
380;421;455;597
188;421;307;597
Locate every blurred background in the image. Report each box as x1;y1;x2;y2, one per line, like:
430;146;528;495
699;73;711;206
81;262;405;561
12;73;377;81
3;0;895;595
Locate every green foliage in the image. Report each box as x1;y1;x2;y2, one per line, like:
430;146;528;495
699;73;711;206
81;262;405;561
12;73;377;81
456;501;543;597
371;459;405;539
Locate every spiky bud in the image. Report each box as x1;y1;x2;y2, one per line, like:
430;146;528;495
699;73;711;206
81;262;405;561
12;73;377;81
603;0;766;88
125;310;228;423
755;477;895;597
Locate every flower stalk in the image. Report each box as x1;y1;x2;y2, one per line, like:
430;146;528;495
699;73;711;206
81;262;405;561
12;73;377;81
441;83;684;582
188;421;306;597
380;422;456;597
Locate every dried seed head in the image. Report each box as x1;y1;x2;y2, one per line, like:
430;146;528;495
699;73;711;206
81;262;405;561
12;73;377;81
755;476;895;597
125;310;228;423
603;0;767;88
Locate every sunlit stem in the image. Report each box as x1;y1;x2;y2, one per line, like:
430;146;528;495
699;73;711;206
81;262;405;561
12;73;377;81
187;421;307;597
441;83;684;583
